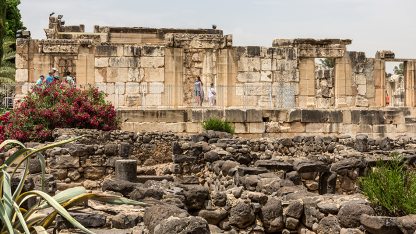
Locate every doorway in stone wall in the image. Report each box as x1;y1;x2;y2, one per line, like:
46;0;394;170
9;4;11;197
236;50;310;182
314;58;336;108
385;61;404;107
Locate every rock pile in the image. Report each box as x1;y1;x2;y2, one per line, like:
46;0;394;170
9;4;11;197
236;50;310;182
29;129;416;233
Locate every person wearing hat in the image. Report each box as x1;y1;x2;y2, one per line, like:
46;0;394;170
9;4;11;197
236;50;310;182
52;67;60;80
36;75;45;86
46;71;54;85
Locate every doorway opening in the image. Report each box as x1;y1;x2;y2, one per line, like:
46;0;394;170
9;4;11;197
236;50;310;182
314;58;336;108
385;61;404;107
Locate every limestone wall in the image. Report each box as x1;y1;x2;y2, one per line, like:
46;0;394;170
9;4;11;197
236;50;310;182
14;15;416;110
119;108;416;138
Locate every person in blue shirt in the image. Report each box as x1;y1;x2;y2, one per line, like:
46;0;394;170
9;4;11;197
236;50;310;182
36;75;45;86
45;71;54;85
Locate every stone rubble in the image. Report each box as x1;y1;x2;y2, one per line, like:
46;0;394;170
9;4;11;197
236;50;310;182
23;128;416;233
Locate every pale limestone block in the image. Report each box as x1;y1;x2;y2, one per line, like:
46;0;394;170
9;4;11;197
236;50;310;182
109;57;139;68
356;74;366;85
260;71;272;82
258;96;273;108
21;82;32;95
248;123;265;134
125;94;142;107
238;57;261;72
107;68;128;83
107;83;115;94
128;68;141;82
237;72;260;82
115;82;126;95
140;57;164;68
135;122;186;133
95;83;107;93
95;58;109;68
120;122;136;132
125;82;141;94
261;59;272;71
142;46;165;57
234;123;248;134
95;68;106;83
186;122;202;133
123;45;140;57
116;46;124;57
144;93;161;106
144;67;164;82
235;84;244;96
148;82;164;94
357;85;367;96
105;94;116;105
15;69;29;82
116;94;126;107
15;53;28;69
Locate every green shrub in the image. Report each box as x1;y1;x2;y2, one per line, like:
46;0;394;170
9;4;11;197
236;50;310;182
359;153;416;215
0;137;145;233
202;117;235;134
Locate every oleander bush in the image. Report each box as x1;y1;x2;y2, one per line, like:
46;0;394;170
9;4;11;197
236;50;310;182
359;153;416;216
202;117;235;134
0;82;118;143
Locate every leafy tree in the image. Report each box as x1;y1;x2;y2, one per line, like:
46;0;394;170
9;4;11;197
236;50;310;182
0;37;16;83
0;0;23;67
319;58;335;69
394;63;404;75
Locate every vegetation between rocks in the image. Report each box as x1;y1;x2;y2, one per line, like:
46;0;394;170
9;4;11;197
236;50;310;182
0;137;145;233
360;153;416;216
202;117;235;134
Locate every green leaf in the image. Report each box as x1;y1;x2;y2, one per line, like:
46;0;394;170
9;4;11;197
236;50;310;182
13;202;30;234
0;139;26;151
33;226;47;234
18;190;94;234
38;186;87;209
0;202;14;233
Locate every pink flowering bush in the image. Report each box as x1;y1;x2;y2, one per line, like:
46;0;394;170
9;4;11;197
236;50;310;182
0;82;118;143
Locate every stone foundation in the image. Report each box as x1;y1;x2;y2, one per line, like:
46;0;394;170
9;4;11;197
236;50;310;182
119;107;416;138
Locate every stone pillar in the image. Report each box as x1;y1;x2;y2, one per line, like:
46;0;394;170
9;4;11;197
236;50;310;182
217;48;237;107
164;48;184;108
334;54;353;107
404;61;416;107
76;54;95;86
298;58;315;107
115;159;137;182
373;59;386;107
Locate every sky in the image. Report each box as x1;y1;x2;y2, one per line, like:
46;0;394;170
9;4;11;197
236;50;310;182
19;0;416;65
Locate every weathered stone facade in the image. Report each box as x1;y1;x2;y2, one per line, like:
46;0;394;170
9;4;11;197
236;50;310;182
15;15;416;110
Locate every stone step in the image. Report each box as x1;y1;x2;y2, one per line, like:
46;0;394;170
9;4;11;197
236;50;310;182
254;160;294;171
136;175;174;183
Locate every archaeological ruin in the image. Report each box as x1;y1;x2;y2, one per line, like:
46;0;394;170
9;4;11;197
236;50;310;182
13;15;416;138
7;15;416;233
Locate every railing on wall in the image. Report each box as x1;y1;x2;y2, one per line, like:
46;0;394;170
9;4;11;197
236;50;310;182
0;83;15;109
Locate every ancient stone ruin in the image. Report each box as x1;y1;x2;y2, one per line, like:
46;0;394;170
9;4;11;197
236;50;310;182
11;15;416;233
14;15;416;137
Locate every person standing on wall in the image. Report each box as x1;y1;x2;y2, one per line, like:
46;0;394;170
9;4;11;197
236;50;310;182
385;90;390;106
208;83;216;106
45;71;54;85
194;76;203;106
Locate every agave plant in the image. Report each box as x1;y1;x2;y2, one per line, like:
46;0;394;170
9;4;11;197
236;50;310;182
0;137;145;233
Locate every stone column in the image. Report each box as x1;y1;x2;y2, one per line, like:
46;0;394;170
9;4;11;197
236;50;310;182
404;61;416;107
217;48;237;107
115;159;137;182
164;48;184;108
373;59;386;107
298;58;315;107
334;54;353;107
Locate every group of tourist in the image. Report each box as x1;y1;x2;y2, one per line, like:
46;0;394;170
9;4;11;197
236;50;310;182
36;68;76;87
194;76;216;106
